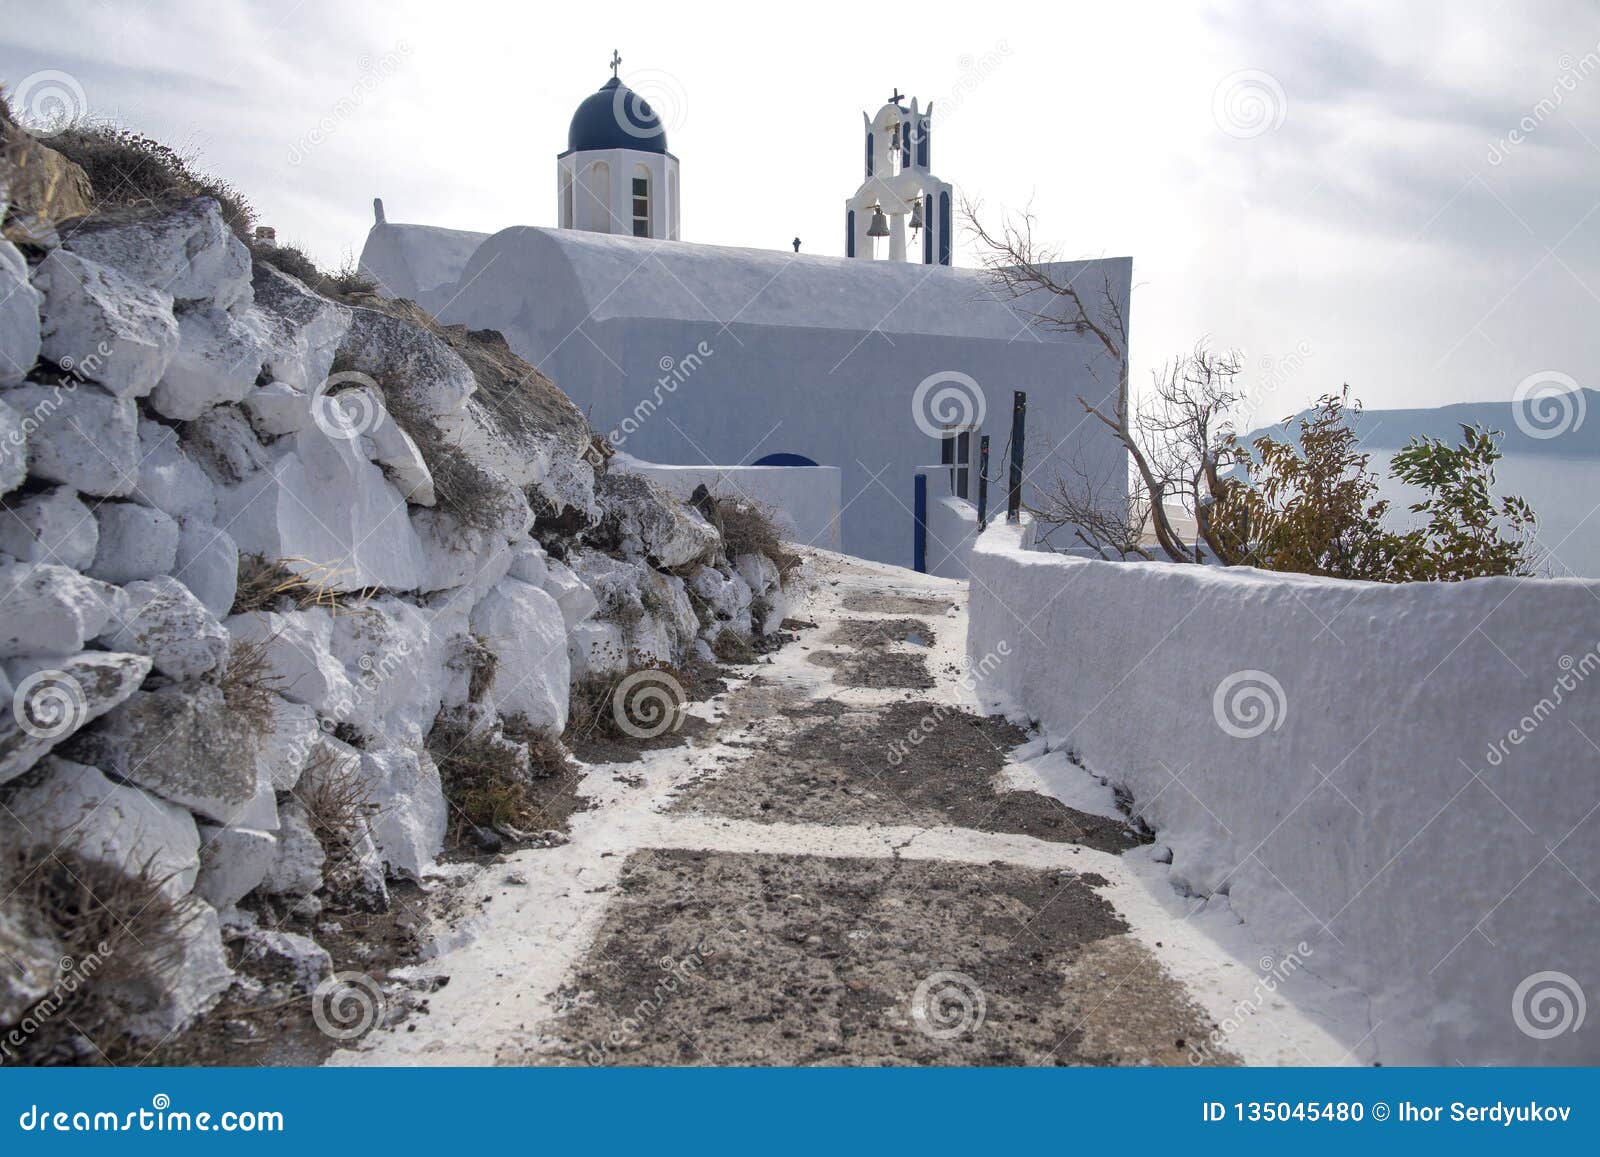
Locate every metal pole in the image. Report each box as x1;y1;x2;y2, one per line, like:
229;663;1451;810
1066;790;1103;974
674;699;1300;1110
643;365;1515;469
1006;390;1026;523
913;472;928;573
977;435;990;529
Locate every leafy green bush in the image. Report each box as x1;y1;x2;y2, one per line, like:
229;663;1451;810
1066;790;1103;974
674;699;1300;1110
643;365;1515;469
1215;392;1539;581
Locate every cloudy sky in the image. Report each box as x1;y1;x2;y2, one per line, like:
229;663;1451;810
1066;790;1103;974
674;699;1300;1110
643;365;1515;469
4;0;1597;419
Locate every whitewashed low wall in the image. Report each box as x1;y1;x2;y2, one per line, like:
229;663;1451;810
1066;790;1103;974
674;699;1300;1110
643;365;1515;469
968;519;1600;1064
613;459;841;551
925;495;979;579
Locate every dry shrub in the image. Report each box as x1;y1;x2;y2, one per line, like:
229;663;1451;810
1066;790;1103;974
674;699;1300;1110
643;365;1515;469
48;122;253;239
295;742;373;854
564;676;617;743
216;635;283;734
1;847;201;1065
427;712;570;839
252;242;321;285
462;633;498;705
381;390;528;536
711;628;757;665
255;245;378;302
503;713;576;778
321;255;378;298
565;664;692;742
698;490;802;577
231;555;354;614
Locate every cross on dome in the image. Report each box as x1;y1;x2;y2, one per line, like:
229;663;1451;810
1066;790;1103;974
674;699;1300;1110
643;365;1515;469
610;49;621;78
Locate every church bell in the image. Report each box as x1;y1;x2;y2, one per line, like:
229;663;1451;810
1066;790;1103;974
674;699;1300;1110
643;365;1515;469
867;205;890;238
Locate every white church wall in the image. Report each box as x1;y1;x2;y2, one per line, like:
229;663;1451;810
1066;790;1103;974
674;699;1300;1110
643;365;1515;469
612;457;842;550
426;227;1129;570
967;517;1600;1065
358;221;489;302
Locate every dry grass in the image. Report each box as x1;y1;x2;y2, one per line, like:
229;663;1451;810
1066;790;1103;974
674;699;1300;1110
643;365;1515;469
48;122;253;239
294;741;373;854
0;847;202;1064
711;628;757;665
565;664;693;743
381;390;529;536
503;713;576;777
216;635;283;735
463;633;498;706
427;711;572;840
254;245;378;301
231;555;356;615
699;491;802;577
321;255;378;298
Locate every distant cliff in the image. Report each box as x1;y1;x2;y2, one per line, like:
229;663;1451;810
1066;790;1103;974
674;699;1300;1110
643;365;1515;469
1244;390;1600;456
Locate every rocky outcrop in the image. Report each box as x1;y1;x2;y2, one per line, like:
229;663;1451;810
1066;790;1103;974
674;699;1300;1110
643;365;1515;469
59;197;252;310
0;193;805;1053
0;651;150;785
0;123;93;244
33;249;178;398
594;471;719;568
0;238;41;385
0;485;97;568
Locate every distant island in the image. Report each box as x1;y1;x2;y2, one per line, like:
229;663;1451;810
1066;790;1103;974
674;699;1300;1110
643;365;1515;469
1244;389;1599;457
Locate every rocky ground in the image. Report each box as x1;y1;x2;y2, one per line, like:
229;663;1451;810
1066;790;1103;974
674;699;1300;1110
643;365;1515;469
322;551;1355;1068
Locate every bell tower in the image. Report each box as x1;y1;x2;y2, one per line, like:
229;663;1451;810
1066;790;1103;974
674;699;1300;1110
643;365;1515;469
845;92;952;264
558;51;681;239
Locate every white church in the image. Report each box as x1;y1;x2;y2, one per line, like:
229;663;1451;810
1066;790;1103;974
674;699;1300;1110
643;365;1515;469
359;57;1130;568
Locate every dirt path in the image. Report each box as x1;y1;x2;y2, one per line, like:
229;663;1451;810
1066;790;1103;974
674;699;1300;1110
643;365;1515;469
334;551;1354;1067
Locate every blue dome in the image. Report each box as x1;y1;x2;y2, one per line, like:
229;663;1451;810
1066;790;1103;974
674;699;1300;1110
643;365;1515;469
567;77;669;155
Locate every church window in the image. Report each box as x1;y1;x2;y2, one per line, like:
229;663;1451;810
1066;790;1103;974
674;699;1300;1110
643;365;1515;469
632;173;650;237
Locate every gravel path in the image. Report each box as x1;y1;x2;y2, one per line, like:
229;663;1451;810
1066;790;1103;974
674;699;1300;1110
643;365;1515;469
335;551;1354;1067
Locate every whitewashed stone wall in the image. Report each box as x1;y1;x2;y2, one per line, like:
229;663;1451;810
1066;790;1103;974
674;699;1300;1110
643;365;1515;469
967;518;1600;1065
0;198;803;1045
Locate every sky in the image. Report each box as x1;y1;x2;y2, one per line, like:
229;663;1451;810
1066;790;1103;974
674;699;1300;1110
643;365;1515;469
4;0;1598;421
